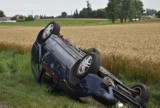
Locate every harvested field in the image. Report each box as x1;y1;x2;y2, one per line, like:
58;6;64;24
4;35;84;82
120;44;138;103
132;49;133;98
0;23;160;63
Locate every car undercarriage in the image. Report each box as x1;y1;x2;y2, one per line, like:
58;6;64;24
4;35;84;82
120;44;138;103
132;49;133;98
31;21;150;108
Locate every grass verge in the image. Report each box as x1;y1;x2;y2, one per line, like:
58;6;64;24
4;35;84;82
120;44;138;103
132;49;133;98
0;51;95;108
0;19;110;27
0;50;159;107
0;19;159;27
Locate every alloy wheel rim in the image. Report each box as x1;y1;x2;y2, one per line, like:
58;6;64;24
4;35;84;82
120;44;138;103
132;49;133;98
77;55;92;75
43;24;54;38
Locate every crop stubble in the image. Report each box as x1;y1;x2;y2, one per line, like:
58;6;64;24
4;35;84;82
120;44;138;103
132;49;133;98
0;23;160;63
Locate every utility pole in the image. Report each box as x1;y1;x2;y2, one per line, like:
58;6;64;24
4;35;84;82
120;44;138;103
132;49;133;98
86;1;91;8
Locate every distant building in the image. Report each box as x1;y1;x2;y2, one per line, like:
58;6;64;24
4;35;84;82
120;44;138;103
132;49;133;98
0;17;16;23
11;15;26;21
15;15;21;19
34;15;40;19
142;14;156;20
0;17;10;21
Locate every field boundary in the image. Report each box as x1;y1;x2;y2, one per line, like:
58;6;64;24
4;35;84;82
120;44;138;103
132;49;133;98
0;42;159;84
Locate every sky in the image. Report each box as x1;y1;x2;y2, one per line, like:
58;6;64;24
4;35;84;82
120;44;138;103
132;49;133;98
0;0;160;17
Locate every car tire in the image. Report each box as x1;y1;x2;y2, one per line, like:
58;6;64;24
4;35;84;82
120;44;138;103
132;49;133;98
76;52;100;79
37;29;44;44
83;48;100;55
41;21;60;43
49;21;60;35
86;48;100;55
132;84;150;107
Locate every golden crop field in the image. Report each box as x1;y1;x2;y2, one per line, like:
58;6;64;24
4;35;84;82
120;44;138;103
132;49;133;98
0;23;160;63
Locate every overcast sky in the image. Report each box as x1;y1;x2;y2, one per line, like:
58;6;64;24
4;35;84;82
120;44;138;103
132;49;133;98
0;0;160;17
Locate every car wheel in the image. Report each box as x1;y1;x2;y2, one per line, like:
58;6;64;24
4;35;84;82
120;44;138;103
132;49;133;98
86;48;100;55
37;29;44;44
132;84;150;107
41;21;60;43
76;52;100;79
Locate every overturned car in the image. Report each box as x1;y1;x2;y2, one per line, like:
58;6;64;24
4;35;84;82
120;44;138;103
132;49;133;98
31;21;149;107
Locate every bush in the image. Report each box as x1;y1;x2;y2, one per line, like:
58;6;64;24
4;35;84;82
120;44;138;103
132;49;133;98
0;10;5;17
156;11;160;18
25;15;34;21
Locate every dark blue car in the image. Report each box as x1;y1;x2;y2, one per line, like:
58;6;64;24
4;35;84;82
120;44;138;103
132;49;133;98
31;21;149;108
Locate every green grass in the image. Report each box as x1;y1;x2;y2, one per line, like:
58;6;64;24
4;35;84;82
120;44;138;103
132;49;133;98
0;19;110;27
0;51;96;108
0;51;160;108
117;75;160;108
0;18;159;27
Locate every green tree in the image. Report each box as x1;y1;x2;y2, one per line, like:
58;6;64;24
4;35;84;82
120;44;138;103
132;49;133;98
145;9;157;16
79;8;92;18
73;9;79;18
19;15;25;20
0;10;5;17
11;16;17;20
128;0;144;22
76;1;106;19
25;15;34;21
79;1;93;18
128;0;136;21
96;9;106;18
118;0;131;23
135;0;144;21
107;0;120;23
61;12;67;18
156;11;160;18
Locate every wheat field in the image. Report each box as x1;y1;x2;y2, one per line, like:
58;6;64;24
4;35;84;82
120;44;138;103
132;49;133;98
0;23;160;63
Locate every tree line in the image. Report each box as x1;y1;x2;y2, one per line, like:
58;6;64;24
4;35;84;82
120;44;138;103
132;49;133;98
71;0;160;23
1;0;160;23
72;0;144;23
107;0;144;23
0;10;5;17
73;1;106;18
0;10;34;21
